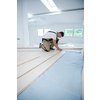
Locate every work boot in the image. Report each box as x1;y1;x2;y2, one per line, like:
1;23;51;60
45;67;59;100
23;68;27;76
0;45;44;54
39;43;41;48
44;50;49;52
50;48;55;50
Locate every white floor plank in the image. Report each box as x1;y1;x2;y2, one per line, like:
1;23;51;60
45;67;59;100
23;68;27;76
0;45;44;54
17;52;40;66
17;51;66;95
17;51;59;78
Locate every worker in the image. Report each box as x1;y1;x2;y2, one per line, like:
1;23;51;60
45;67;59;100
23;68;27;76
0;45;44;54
39;31;64;52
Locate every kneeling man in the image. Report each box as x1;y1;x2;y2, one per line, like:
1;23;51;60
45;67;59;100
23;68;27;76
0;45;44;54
39;31;64;52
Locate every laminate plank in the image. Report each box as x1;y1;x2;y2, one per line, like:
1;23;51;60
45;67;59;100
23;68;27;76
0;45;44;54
17;51;59;78
17;52;40;66
17;51;66;95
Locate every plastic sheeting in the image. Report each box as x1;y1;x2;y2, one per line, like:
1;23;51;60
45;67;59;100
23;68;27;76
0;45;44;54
17;51;83;100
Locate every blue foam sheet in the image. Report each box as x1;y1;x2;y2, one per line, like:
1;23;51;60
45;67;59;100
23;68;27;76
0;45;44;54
17;51;83;100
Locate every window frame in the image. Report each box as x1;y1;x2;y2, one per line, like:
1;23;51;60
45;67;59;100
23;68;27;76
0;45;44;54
64;28;74;37
38;29;51;36
74;28;84;37
44;29;51;34
38;29;44;36
64;27;84;38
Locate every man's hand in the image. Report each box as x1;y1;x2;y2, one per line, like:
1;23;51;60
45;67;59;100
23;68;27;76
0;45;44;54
58;48;62;51
53;39;62;51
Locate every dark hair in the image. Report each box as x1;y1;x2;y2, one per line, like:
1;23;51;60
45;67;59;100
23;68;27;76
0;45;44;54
59;32;64;37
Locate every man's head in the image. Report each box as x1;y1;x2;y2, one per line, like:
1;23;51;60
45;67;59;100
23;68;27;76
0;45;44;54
57;32;64;38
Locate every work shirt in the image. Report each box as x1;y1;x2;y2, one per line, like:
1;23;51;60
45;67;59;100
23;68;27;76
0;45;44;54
43;30;57;40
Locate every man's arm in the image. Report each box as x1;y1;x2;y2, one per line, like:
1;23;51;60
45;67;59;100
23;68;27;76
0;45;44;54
53;39;62;51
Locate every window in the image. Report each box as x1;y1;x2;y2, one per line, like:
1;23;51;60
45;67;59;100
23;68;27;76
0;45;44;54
74;29;83;37
38;29;43;36
65;29;73;36
38;29;51;36
44;29;51;34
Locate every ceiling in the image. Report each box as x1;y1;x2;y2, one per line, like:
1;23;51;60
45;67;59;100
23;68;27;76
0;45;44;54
28;0;84;25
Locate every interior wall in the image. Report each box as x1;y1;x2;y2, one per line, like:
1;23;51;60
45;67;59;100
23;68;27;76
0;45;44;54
28;23;84;46
82;67;84;100
17;0;29;47
17;0;23;47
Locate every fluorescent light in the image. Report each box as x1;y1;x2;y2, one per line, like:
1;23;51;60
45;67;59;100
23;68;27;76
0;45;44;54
28;13;33;18
47;0;55;7
41;0;59;12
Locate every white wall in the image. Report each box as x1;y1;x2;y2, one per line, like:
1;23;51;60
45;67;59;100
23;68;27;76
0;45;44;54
82;67;84;100
17;0;29;47
28;23;84;46
17;0;23;47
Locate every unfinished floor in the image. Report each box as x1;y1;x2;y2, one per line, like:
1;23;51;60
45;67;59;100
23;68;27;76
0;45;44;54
17;44;84;100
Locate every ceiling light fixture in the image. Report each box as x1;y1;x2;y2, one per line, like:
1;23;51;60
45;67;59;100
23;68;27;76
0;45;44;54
41;0;59;12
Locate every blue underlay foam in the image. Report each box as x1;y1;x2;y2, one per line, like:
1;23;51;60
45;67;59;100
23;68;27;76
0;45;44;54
17;51;84;100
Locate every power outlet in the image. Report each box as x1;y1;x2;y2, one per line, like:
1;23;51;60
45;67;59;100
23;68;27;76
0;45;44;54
17;38;20;40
